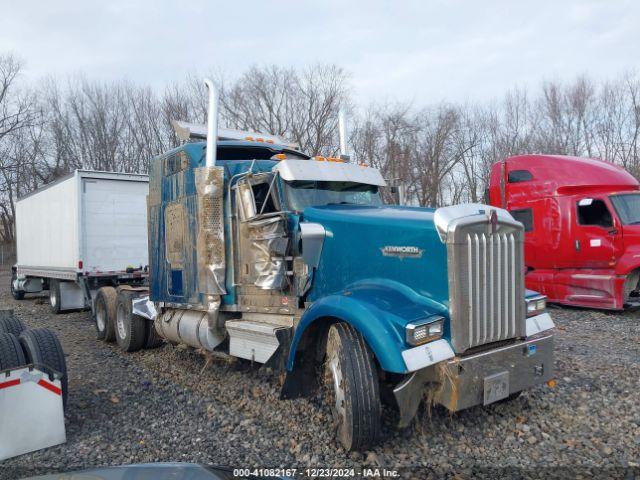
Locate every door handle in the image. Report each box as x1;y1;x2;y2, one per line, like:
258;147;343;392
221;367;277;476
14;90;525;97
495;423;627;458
608;228;618;235
575;240;581;251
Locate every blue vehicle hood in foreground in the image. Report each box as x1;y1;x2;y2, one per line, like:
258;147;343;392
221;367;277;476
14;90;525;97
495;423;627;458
302;204;449;308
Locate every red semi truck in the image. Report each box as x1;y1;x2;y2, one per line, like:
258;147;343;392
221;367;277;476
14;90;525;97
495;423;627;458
488;154;640;310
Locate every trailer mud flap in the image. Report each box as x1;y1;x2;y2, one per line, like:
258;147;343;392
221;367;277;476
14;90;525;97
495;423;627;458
0;366;66;460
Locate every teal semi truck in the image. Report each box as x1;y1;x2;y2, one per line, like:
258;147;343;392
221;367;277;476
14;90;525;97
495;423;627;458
96;79;556;450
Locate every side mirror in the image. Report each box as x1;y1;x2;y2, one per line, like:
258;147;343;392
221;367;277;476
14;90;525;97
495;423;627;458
237;181;257;221
391;184;406;205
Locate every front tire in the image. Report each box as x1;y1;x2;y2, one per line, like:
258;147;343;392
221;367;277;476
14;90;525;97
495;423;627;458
115;290;146;352
322;323;382;451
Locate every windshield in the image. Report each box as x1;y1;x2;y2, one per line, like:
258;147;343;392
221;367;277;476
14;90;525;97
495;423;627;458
284;180;382;211
610;193;640;225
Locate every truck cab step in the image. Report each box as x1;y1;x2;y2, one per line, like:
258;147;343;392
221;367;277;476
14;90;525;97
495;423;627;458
226;316;293;364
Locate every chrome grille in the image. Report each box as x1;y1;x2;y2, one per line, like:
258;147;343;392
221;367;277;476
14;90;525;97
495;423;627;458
445;217;526;353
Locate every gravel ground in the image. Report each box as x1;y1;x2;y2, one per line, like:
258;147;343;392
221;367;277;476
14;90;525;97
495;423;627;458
0;268;638;479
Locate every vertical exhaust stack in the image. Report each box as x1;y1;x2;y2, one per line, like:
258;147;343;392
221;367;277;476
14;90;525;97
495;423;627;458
204;78;218;167
338;109;350;161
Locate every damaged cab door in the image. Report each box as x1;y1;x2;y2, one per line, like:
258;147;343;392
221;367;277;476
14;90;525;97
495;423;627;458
234;173;290;291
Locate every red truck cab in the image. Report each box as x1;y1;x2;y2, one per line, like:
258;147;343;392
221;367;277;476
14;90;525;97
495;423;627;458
489;154;640;310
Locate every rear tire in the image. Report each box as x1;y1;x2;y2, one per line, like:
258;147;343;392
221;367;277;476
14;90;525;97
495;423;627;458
115;290;146;352
10;271;25;300
322;323;382;451
0;332;27;370
94;287;117;342
18;328;68;407
49;280;62;314
0;310;26;337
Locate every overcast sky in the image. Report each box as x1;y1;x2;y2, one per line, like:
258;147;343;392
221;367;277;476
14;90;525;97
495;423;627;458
1;0;638;106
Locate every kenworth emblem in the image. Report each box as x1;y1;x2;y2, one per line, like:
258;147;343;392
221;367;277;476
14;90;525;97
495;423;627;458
381;246;423;259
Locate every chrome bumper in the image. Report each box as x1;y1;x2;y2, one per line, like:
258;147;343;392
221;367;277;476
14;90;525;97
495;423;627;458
393;333;554;427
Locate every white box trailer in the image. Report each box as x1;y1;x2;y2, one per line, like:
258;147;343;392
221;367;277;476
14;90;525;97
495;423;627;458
12;170;149;313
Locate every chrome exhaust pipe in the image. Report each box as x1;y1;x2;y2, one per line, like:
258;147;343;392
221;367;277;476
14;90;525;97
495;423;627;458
338;109;348;160
204;78;218;168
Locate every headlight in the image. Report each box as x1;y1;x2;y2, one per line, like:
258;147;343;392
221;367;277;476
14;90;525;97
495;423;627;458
406;317;444;346
526;295;547;317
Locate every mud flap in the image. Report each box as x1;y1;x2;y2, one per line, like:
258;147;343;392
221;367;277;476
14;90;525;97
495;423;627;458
393;367;436;428
262;327;292;372
280;345;317;400
0;366;66;460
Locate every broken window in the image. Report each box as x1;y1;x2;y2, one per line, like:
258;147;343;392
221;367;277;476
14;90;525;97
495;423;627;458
577;199;613;228
236;175;280;221
252;182;278;214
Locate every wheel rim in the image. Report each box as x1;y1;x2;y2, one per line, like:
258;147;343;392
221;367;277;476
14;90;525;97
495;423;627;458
116;303;127;340
324;329;347;433
96;301;106;332
50;288;57;308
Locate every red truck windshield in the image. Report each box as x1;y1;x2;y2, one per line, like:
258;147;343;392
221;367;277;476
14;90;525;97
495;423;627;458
610;193;640;225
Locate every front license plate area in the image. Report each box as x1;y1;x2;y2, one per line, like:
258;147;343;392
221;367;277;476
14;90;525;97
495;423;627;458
483;371;509;405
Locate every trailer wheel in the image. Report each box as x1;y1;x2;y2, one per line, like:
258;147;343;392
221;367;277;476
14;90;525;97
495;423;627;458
49;280;62;314
144;320;164;349
322;323;381;451
10;271;25;300
0;332;26;371
0;310;26;337
18;328;68;407
115;290;146;352
94;287;117;342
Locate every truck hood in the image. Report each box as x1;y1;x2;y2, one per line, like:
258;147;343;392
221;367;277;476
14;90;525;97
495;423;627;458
302;204;450;308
